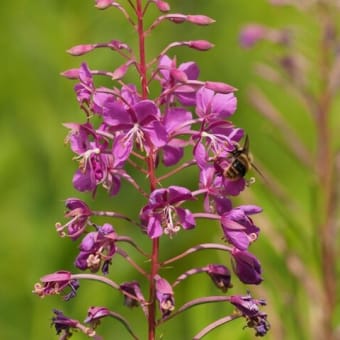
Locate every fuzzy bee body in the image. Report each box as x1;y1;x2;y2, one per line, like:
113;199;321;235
223;135;253;181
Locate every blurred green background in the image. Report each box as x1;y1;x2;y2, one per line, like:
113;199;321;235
1;0;339;339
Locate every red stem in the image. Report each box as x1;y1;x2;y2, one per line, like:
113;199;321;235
136;0;148;99
135;2;158;339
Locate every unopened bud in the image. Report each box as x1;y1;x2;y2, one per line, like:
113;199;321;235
187;40;214;51
60;68;80;79
95;0;114;9
108;40;130;51
154;0;170;12
187;15;215;25
67;44;95;56
111;63;128;80
205;81;237;93
166;14;187;24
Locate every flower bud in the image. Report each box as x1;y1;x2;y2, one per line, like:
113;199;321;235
60;68;80;79
187;15;215;25
111;63;129;80
95;0;114;9
166;14;187;24
67;44;96;56
231;248;263;284
154;0;170;12
205;81;237;93
187;40;214;51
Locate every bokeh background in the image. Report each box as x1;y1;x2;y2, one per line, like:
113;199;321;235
1;0;339;339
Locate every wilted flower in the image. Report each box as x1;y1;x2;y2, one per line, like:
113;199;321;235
33;271;79;301
230;293;270;336
51;309;96;339
155;275;175;318
120;281;145;308
84;306;111;327
55;198;92;240
206;264;232;292
75;223;117;274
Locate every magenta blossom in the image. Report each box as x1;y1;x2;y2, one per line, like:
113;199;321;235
74;63;94;105
196;86;237;120
158;54;200;106
231;248;263;285
33;271;79;301
155;275;175;318
55;198;92;240
64;122;123;196
102;98;168;158
75;223;117;274
221;205;261;250
140;186;196;238
160;107;193;166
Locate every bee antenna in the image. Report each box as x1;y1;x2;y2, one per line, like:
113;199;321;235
243;134;250;152
252;162;266;182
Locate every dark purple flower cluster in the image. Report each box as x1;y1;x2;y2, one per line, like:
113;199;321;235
34;1;269;338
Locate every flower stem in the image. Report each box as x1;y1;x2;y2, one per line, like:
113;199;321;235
135;1;159;338
316;7;337;339
161;243;233;266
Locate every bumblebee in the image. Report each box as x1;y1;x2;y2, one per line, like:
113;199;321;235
223;135;261;181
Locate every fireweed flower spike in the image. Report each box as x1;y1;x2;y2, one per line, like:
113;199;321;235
34;1;270;339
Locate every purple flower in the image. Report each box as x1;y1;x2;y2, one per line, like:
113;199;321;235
230;293;270;337
84;306;111;324
206;264;232;292
231;248;263;285
221;205;261;250
194;125;246;197
55;198;92;240
196;87;237;120
198;165;232;214
33;271;79;301
102;98;167;157
51;309;80;338
64;122;124;196
155;275;175;318
140;186;196;238
158;54;200;106
74;63;94;104
120;281;145;308
160;107;193;166
75;223;117;274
